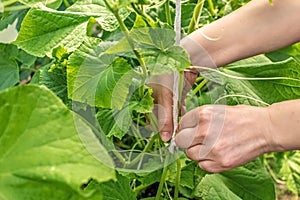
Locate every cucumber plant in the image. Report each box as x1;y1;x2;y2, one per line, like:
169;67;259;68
1;0;300;199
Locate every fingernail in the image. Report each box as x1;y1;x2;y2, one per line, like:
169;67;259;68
161;132;171;142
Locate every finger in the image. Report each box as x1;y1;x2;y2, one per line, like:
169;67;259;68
175;126;199;148
198;160;228;173
148;74;174;142
180;70;198;116
157;91;173;142
178;108;200;131
185;144;213;161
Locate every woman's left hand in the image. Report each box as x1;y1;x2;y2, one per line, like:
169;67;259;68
175;104;274;173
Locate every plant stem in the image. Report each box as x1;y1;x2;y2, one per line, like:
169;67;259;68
174;0;181;45
174;153;181;200
3;0;18;6
155;153;170;200
187;0;204;34
20;67;37;72
125;133;159;167
193;79;207;94
178;71;185;111
63;0;70;8
131;3;155;25
131;123;145;149
112;150;126;165
207;0;216;17
134;183;151;194
103;0;147;78
164;0;172;25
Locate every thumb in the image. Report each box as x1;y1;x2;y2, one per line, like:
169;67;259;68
157;88;173;142
148;74;174;142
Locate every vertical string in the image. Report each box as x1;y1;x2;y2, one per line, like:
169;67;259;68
169;0;181;153
174;0;181;46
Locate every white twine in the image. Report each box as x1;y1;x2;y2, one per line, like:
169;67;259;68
169;0;181;154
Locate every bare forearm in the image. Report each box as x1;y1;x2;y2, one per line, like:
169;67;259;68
267;99;300;152
182;0;300;68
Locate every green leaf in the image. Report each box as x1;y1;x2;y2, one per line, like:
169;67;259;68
129;85;153;113
98;172;136;200
19;0;62;9
266;43;300;62
68;38;134;109
0;44;19;91
13;4;129;57
96;58;135;109
195;159;275;200
203;57;300;106
14;7;91;57
0;85;115;199
0;9;28;31
36;63;70;105
67;37;114;106
96;108;131;139
96;85;153;139
107;27;190;74
141;45;190;74
67;0;130;32
273;151;300;195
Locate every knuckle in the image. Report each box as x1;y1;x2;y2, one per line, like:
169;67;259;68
185;149;198;161
211;142;224;155
198;105;213;122
219;157;234;169
198;162;209;171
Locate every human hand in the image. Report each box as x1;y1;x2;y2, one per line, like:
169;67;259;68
149;70;198;142
175;104;274;173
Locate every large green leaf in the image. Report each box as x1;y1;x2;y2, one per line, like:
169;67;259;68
195;159;275;200
96;58;135;109
67;37;135;109
202;57;300;106
14;3;130;57
107;27;190;74
0;85;115;199
14;7;91;57
67;37;112;101
66;0;130;32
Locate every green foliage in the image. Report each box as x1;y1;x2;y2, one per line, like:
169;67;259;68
195;159;275;200
0;85;115;199
1;0;300;199
67;37;115;106
98;172;136;200
267;151;300;196
19;0;63;9
0;8;27;31
0;43;36;91
0;44;19;90
199;55;300;106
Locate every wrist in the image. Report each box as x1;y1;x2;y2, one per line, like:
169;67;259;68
180;33;218;69
249;106;278;155
181;26;242;69
266;100;300;152
263;105;285;153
